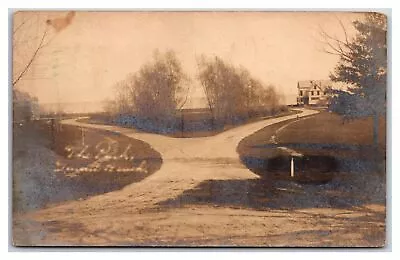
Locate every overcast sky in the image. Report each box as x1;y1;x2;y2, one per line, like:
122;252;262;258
14;11;361;112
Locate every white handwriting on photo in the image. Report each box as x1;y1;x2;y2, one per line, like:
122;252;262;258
54;140;148;175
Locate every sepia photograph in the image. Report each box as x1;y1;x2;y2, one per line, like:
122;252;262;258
11;11;387;247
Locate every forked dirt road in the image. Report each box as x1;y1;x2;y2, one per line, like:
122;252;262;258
60;108;318;204
13;108;385;246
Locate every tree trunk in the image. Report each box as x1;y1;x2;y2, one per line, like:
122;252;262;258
373;112;379;150
181;110;184;137
208;107;215;131
372;112;384;174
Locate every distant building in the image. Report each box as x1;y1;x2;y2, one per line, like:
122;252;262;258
296;80;332;106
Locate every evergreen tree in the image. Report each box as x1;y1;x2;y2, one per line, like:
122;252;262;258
325;13;387;147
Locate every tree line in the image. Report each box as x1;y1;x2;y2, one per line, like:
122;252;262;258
13;11;385;142
104;51;284;133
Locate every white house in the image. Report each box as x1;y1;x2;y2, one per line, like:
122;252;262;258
296;80;332;106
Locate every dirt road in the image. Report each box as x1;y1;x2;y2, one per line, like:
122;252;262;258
13;108;385;246
57;109;318;201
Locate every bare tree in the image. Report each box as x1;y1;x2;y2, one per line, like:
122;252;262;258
197;55;244;125
176;81;191;136
106;50;190;132
113;77;135;115
132;50;189;122
197;55;282;126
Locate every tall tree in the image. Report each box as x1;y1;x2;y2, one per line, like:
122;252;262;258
197;55;281;126
197;56;247;125
322;13;387;148
106;50;190;131
132;50;189;120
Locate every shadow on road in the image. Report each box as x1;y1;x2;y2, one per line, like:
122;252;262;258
156;169;385;211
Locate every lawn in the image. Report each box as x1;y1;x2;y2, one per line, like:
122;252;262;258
238;111;386;160
237;110;386;182
277;112;386;149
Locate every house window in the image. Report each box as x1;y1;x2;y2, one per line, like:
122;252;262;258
300;90;303;96
314;85;317;89
317;91;320;95
311;91;314;95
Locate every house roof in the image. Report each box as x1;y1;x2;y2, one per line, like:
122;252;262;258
297;80;332;90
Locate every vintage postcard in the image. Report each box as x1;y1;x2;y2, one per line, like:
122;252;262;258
12;11;387;247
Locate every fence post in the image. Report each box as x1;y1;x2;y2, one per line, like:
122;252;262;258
290;157;294;177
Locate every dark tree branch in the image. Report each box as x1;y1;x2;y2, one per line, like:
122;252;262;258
13;29;48;87
13;14;34;35
319;28;354;62
196;58;215;115
338;18;351;47
178;84;190;110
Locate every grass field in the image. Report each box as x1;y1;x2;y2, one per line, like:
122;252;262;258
238;111;386;160
237;110;386;182
277;112;386;150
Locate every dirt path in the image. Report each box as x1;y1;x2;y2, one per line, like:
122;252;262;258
58;109;318;202
13;108;385;247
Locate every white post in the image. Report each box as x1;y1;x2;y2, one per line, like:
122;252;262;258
290;157;294;177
